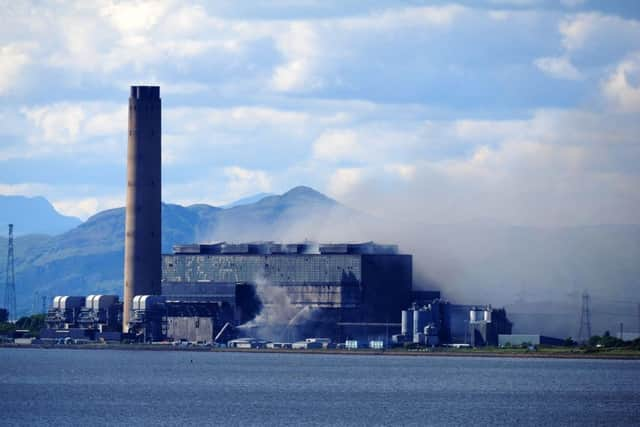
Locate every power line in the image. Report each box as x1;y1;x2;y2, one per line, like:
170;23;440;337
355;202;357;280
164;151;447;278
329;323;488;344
511;311;637;318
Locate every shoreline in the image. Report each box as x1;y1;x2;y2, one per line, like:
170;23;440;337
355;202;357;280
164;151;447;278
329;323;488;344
2;343;639;360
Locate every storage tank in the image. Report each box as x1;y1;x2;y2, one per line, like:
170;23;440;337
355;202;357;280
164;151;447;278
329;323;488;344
401;310;413;336
91;295;119;310
59;296;84;311
52;296;62;310
135;295;165;311
484;309;492;322
413;309;429;336
470;308;484;322
85;295;96;308
424;323;438;336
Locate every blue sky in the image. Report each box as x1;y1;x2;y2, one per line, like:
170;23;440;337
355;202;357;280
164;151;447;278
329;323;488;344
0;0;638;225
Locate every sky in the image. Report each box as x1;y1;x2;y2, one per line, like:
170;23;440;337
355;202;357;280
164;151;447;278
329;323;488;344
0;0;639;225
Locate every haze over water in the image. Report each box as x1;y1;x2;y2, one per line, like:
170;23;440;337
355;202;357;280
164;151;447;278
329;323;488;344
0;348;638;426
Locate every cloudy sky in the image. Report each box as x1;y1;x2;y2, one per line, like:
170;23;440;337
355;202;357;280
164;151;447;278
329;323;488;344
0;0;639;224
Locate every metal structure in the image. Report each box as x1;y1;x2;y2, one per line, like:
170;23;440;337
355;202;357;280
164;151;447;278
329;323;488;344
4;224;16;321
577;291;592;342
42;295;123;342
123;86;162;331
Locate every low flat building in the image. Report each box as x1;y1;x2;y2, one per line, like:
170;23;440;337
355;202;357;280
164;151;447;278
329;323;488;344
499;334;564;347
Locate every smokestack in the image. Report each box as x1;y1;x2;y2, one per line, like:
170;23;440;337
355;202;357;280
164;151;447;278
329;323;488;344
123;86;161;331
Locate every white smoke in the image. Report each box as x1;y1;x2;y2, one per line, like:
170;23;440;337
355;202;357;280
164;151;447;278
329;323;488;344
239;275;319;340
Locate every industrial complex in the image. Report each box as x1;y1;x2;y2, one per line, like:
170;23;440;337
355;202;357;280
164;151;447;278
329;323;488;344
39;85;517;349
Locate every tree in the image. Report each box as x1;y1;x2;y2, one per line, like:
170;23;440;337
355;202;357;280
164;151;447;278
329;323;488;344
0;308;8;323
14;314;45;336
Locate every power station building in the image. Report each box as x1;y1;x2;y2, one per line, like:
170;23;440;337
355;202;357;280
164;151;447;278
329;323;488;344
161;241;413;342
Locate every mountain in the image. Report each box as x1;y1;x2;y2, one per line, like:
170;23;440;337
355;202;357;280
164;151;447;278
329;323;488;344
0;195;82;236
221;192;274;208
0;186;639;339
0;186;354;315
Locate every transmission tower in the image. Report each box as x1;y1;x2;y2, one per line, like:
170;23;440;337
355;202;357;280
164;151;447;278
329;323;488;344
4;224;16;321
577;291;592;342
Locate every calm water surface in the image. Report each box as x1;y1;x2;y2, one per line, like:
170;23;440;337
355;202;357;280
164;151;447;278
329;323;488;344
0;348;639;426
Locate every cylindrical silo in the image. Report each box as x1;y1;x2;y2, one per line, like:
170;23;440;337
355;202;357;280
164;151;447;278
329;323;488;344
413;309;428;337
401;310;413;336
123;86;162;331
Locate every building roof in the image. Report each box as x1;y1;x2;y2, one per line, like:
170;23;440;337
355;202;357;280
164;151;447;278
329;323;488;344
172;241;399;255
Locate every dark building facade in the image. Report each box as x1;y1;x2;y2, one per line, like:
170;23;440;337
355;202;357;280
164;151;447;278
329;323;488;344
161;242;413;341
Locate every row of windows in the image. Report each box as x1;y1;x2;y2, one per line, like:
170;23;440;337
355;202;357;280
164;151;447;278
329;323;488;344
162;255;362;284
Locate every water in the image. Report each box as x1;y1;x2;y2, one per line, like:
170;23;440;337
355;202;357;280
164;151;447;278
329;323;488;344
0;348;639;426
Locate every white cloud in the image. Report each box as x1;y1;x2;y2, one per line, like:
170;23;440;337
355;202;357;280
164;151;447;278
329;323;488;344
384;164;416;181
327;167;365;197
271;22;322;92
560;0;585;7
328;106;640;226
0;43;32;94
21;102;124;142
312;130;361;162
340;5;464;30
603;52;640;113
51;195;123;220
559;13;640;52
99;0;170;35
488;0;539;6
10;102;126;160
0;182;52;196
22;104;86;145
223;166;272;198
534;56;583;80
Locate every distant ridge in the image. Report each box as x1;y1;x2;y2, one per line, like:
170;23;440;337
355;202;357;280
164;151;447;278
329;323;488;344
0;186;354;317
0;195;82;236
221;192;274;208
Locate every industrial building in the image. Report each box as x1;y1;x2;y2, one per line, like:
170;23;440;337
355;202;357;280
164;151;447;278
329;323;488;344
160;241;413;342
42;295;122;342
395;302;512;347
38;85;514;348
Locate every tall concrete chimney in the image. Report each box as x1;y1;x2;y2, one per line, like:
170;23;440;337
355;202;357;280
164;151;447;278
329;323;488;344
123;86;161;331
